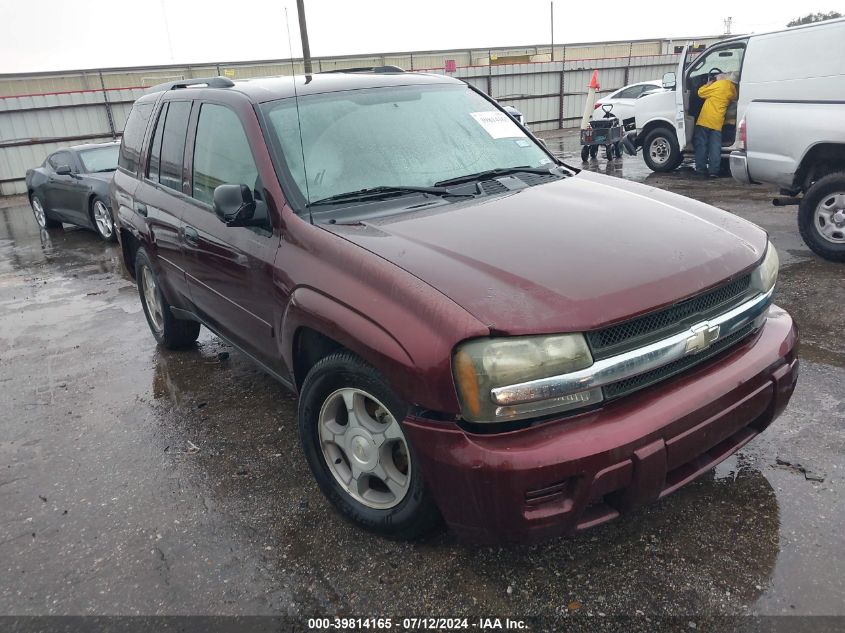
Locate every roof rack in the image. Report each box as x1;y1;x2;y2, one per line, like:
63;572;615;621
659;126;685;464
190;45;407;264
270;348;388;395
321;65;405;74
145;76;235;94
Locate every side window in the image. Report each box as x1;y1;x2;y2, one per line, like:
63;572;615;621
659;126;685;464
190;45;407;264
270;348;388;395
192;104;258;206
49;151;73;171
118;102;154;174
147;103;167;183
616;86;643;99
159;101;191;191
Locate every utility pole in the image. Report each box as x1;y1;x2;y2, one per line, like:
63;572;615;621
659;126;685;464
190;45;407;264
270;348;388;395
550;1;554;62
296;0;313;74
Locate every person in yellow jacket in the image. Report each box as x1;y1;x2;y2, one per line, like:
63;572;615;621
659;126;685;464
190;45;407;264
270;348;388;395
694;72;738;177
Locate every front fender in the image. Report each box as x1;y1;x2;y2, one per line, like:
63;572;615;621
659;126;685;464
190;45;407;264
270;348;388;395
280;287;417;403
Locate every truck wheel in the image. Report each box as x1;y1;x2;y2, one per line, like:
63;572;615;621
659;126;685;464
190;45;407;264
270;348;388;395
798;173;845;262
135;248;201;348
298;351;441;540
642;128;681;172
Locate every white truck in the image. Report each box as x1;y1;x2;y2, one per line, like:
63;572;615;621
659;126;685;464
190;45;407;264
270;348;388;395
624;18;845;179
731;102;845;262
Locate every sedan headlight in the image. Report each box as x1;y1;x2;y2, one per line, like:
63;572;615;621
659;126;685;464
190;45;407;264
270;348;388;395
750;241;779;295
453;334;601;423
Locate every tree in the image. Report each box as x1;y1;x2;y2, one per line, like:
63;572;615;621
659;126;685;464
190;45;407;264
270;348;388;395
787;11;842;27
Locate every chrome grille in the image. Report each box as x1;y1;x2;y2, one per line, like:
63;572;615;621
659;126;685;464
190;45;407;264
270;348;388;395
603;322;756;400
587;274;752;360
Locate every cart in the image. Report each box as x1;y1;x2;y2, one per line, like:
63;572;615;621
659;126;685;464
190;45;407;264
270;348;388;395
580;104;624;161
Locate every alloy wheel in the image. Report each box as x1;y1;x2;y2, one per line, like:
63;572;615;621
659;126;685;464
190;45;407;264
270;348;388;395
31;197;47;229
318;387;411;509
93;200;114;239
140;265;164;333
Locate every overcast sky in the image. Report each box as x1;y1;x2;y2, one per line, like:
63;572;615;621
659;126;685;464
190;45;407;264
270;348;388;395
0;0;839;73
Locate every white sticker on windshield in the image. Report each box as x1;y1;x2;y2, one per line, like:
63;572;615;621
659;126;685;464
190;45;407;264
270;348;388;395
470;111;527;139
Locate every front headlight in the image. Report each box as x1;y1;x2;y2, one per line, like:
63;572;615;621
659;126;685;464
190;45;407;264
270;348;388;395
453;334;601;423
750;241;779;295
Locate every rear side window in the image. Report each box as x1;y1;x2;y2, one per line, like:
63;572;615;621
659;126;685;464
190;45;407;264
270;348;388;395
147;104;167;183
118;102;154;174
159;101;191;191
192;104;258;205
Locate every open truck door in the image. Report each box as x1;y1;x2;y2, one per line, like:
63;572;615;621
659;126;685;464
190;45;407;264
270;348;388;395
675;44;696;151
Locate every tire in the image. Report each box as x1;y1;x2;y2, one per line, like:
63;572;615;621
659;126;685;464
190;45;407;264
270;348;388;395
580;145;590;162
298;351;441;539
134;247;201;348
91;196;117;242
589;145;598;159
798;173;845;262
614;142;623;159
605;145;613;160
30;194;61;229
642;127;682;172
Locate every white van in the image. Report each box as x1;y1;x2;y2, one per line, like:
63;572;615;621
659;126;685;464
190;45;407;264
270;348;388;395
626;18;845;172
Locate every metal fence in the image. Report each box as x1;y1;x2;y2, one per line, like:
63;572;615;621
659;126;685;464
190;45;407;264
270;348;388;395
0;37;721;196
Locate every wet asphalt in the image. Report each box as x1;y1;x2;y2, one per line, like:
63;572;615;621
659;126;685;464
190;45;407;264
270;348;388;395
1;131;843;621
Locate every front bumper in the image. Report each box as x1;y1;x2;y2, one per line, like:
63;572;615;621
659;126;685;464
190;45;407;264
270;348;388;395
404;306;798;543
730;150;752;184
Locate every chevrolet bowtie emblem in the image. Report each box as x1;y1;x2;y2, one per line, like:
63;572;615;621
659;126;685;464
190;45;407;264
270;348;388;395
684;322;721;355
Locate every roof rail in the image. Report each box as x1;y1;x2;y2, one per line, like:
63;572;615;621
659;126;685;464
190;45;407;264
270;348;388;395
145;76;235;94
321;65;405;74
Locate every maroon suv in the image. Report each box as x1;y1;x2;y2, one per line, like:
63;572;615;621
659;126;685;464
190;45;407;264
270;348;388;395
112;71;798;543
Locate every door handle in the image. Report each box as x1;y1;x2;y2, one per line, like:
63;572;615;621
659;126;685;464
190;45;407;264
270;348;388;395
184;226;200;246
135;202;148;217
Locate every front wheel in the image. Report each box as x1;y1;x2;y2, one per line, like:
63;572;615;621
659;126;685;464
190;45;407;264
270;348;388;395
642;128;682;172
798;173;845;262
91;196;116;242
298;352;441;539
135;248;201;348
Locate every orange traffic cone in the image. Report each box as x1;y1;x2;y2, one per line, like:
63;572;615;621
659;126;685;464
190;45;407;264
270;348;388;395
581;70;600;129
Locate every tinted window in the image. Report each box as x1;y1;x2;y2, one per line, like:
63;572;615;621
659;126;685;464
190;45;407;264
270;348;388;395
48;151;72;170
159;101;191;191
118;101;154;174
615;86;643;99
192;104;258;205
79;145;119;173
147;103;167;183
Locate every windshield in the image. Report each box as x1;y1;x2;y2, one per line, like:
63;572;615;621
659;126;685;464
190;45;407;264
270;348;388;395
260;84;553;206
79;145;119;173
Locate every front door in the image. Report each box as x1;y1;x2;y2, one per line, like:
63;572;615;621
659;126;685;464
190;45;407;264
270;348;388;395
46;150;86;220
180;101;280;368
681;42;747;148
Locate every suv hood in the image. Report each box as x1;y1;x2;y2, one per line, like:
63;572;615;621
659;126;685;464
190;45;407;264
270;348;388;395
324;171;767;335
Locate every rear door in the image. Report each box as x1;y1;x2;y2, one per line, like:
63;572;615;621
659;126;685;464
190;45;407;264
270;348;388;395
133;98;195;309
180;98;281;367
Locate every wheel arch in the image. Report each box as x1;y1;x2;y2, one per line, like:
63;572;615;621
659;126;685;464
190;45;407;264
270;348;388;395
795;142;845;193
639;118;677;145
282;287;418;403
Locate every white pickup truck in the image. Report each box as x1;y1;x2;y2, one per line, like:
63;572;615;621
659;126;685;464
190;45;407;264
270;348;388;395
730;102;845;262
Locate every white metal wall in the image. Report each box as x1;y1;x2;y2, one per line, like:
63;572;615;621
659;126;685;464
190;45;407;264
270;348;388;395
0;42;711;195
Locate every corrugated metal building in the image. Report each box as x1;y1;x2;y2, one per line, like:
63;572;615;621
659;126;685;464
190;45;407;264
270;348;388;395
0;36;724;195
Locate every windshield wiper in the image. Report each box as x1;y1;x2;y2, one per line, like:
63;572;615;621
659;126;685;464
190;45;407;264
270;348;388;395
309;185;473;207
434;166;557;187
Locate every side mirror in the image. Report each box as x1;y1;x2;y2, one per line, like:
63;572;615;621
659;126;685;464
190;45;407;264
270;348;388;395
213;183;256;227
56;165;73;176
662;72;676;90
